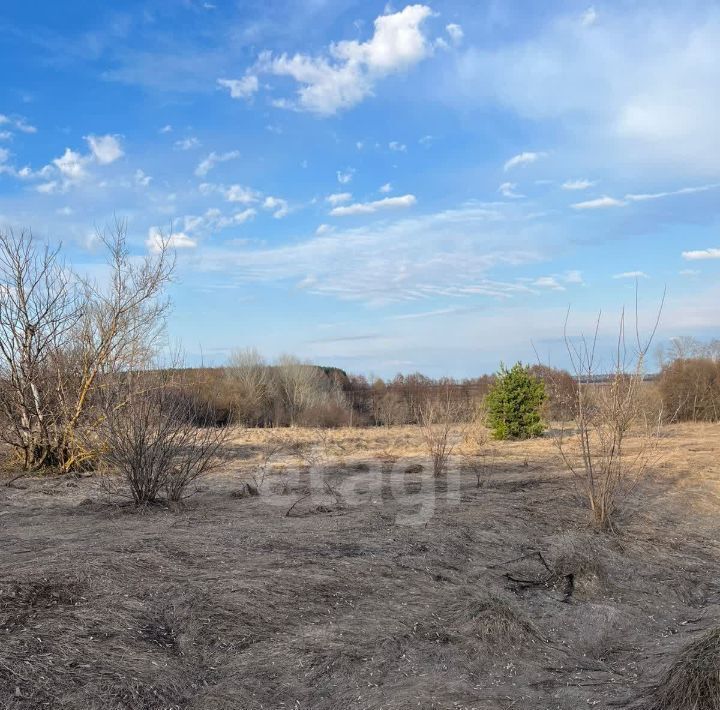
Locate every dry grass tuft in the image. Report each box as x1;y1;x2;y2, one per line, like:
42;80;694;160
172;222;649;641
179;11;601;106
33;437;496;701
643;627;720;710
449;591;545;652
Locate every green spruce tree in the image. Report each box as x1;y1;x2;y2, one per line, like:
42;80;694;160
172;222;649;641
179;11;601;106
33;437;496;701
485;362;546;440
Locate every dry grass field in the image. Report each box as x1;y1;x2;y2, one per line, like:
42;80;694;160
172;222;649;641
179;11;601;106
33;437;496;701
2;423;720;709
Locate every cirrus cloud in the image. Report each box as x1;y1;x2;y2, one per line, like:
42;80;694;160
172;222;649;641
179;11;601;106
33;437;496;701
330;194;417;217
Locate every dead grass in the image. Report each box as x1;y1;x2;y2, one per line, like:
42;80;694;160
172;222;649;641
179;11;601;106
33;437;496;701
643;627;720;710
0;422;719;708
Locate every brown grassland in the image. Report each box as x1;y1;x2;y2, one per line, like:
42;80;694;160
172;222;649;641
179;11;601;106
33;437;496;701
1;422;720;709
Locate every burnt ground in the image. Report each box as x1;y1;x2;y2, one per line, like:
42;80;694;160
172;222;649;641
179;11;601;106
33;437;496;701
1;423;719;709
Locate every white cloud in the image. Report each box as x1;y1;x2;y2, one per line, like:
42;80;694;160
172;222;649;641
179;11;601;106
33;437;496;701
326;192;352;205
581;7;598;27
160;124;173;133
454;7;720;174
174;137;201;151
195;150;240;177
225;184;261;204
504;151;546;171
534;276;565;291
389;141;407;152
36;181;59;194
263;196;289;218
625;183;720;202
85;134;123;165
217;75;259;99
0;114;37;135
187;202;547;305
682;248;720;261
572;195;626;209
252;5;434;115
53;148;89;181
563;270;584;284
316;224;334;235
446;23;464;45
183;207;256;235
380;182;393;193
330;194;417;217
147;228;197;253
337;168;354;184
562;179;595;191
679;269;700;276
568;183;719;209
499;181;523;199
613;271;649;279
216;209;256;228
134;169;152;187
0;131;12;141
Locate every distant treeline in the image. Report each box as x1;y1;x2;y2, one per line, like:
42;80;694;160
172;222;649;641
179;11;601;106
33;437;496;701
180;353;579;427
177;338;720;428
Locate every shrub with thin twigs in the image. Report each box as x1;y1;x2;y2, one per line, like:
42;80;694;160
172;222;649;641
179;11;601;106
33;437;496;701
99;371;228;505
556;290;665;530
459;418;497;487
418;390;464;477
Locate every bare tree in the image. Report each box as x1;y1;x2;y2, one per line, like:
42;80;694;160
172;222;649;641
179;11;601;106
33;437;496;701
556;289;665;530
0;220;174;472
275;355;328;426
225;347;272;426
57;220;174;470
0;229;81;469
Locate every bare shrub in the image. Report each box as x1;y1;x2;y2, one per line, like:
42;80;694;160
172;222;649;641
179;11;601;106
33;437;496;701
557;292;664;530
248;434;287;491
459;417;496;487
418;389;464;477
99;371;228;505
643;627;720;710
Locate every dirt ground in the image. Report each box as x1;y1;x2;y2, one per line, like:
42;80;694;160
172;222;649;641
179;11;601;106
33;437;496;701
1;423;719;709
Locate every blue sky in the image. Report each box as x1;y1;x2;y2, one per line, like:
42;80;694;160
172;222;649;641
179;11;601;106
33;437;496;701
1;0;719;377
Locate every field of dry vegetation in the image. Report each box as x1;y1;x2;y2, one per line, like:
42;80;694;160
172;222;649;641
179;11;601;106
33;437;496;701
2;421;720;709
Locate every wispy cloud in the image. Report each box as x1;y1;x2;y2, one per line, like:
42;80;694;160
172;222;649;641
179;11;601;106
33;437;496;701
499;182;524;199
337;168;354;184
217;75;259;99
326;192;352;206
504;151;546;171
562;179;595;191
572;196;626;209
625;183;720;202
147;228;197;253
189;203;547;305
174;137;200;151
195;150;240;177
330;194;416;217
613;271;649;279
682;248;720;261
